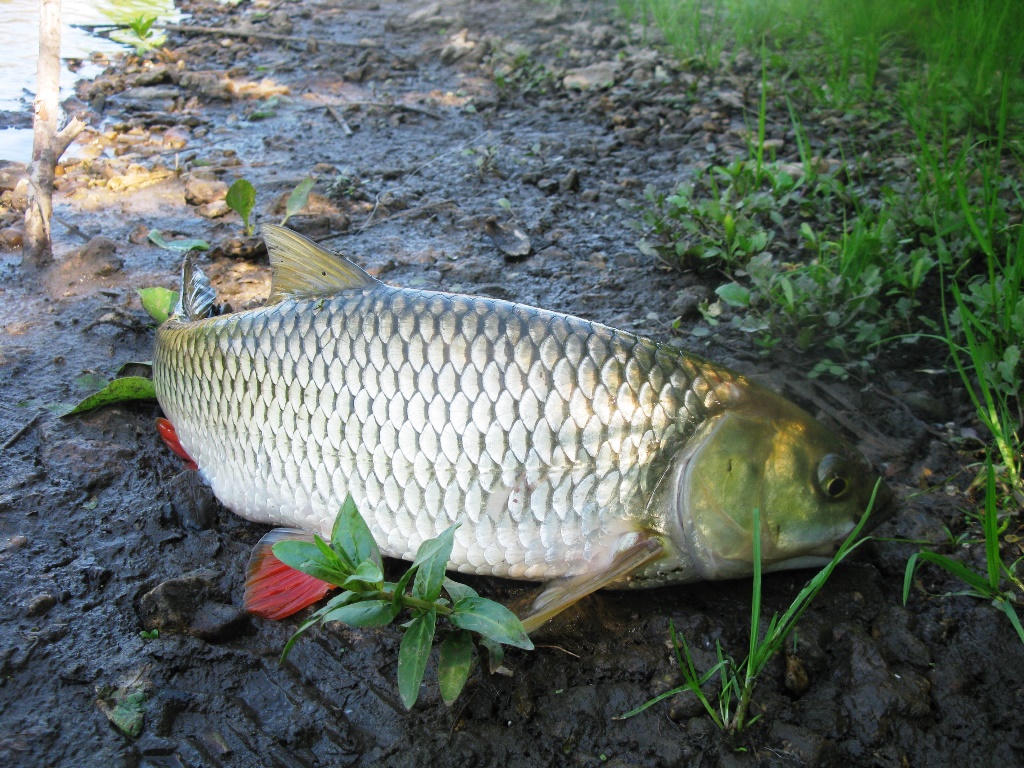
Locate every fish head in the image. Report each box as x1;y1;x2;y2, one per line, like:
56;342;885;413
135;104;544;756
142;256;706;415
670;386;894;580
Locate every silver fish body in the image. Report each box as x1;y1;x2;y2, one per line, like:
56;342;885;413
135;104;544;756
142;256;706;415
154;227;890;599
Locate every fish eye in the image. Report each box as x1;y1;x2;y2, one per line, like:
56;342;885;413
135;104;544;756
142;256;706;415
817;454;851;500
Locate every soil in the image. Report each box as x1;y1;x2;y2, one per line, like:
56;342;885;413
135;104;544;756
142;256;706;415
1;1;1022;766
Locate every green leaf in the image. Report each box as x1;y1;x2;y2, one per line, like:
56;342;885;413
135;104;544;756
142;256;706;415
331;494;383;571
443;578;479;604
398;609;436;709
438;630;474;705
412;524;458;603
478;636;505;674
226;178;257;234
272;537;350;586
716;282;751;308
138;288;180;325
343;560;385;591
63;376;157;416
451;597;534;650
283;177;316;224
147;229;210;254
323;599;397;628
137;287;179;324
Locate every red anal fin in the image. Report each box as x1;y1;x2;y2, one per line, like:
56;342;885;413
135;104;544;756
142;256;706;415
244;529;335;620
156;417;199;471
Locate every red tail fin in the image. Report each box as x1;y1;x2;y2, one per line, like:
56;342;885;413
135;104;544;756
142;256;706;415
156;417;198;471
244;529;335;620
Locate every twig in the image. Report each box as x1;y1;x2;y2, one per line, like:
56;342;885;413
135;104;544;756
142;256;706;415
2;412;42;451
324;105;353;136
52;214;91;242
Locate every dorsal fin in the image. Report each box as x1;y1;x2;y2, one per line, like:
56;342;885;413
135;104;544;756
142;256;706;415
262;224;377;304
174;255;216;322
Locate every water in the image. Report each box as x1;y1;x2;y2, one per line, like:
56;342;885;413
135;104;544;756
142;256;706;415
0;0;182;163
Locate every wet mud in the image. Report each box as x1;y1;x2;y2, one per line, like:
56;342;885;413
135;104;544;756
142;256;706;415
1;1;1022;766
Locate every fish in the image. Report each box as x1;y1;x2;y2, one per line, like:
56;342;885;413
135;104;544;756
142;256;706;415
153;225;894;631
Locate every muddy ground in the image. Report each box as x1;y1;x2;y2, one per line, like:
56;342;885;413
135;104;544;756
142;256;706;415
1;1;1022;766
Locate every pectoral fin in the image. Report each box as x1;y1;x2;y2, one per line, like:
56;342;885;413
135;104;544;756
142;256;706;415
519;537;664;633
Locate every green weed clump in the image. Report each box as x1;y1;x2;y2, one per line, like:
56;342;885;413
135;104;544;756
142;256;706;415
619;487;880;734
627;0;1024;646
276;495;533;709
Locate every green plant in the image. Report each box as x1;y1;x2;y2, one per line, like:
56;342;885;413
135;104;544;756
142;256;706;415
282;178;316;224
226;178;257;236
618;484;880;733
492;50;558;100
119;15;166;55
904;460;1024;645
277;495;533;709
148;229;210;254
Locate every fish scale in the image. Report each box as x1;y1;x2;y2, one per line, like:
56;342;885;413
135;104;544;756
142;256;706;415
154;281;740;583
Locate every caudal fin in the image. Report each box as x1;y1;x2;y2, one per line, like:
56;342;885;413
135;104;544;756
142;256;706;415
244;529;335;620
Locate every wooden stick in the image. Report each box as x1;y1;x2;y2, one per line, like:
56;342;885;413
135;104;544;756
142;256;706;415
325;104;353;136
2;412;41;451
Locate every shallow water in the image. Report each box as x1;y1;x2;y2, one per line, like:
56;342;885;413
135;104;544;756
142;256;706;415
0;0;180;162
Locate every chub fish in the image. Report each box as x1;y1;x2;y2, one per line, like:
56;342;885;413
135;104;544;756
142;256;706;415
153;225;893;629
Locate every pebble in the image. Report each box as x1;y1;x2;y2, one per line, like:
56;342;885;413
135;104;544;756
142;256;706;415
5;535;28;551
184;176;228;206
138;570;250;642
26;593;57;618
563;62;620;90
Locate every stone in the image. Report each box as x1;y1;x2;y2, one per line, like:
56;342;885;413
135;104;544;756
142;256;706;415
184;175;228;206
563;62;620;90
138;569;250;642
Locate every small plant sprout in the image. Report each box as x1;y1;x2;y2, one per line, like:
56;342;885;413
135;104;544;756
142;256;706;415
282;178;316;225
118;15;167;55
226;178;258;236
619;482;882;733
275;495;533;709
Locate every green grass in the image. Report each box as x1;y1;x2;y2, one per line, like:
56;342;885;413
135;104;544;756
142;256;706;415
625;0;1024;657
619;486;881;733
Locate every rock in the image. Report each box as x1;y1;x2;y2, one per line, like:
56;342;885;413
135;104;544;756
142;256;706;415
59;236;123;277
168;472;220;530
785;653;810;696
0;162;28;191
559;168;580;193
138;569;250;642
768;722;838;765
26;593;57;618
536;177;559;194
178;72;231;101
563;62;620;90
210;235;266;261
196;200;231;219
5;535;28;551
483;217;532;259
162;125;191;149
440;28;476;65
184;175;228;206
0;226;24;250
131;65;171;86
120;86;180;102
285;214;333;240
